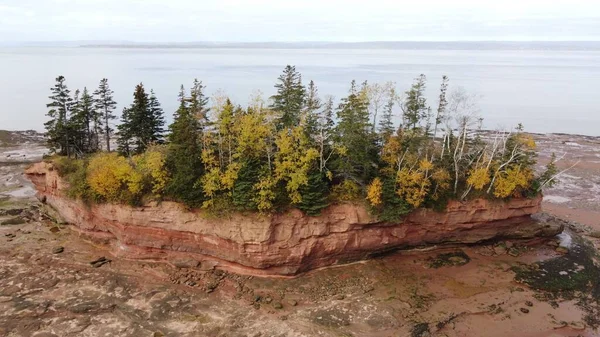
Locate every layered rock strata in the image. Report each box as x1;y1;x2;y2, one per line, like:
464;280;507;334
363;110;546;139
26;162;561;276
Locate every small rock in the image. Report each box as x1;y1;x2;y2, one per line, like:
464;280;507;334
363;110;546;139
546;240;559;247
334;294;345;300
273;302;283;309
520;308;530;314
52;246;64;254
493;245;507;255
504;241;514;248
508;247;521;257
589;231;600;239
49;227;60;233
555;246;569;254
569;321;586;330
288;300;298;306
525;301;533;307
205;288;214;294
153;332;165;337
254;295;262;302
264;297;273;304
90;256;111;268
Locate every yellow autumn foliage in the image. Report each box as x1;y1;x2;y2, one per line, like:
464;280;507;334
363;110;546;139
274;126;319;204
366;177;383;207
134;146;168;194
493;166;532;198
467;167;491;190
332;180;361;202
396;159;433;208
253;175;277;212
87;153;140;202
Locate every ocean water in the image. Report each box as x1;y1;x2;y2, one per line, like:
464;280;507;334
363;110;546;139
0;46;599;135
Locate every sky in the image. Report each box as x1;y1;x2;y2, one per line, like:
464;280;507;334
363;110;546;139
1;0;599;42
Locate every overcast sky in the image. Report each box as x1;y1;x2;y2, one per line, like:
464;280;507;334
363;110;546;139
1;0;599;42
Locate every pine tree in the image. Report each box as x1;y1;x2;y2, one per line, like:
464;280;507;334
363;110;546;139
270;65;306;130
334;80;378;186
94;78;117;152
164;84;205;207
45;76;73;156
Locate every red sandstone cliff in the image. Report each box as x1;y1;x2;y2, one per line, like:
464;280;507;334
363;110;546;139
26;162;561;276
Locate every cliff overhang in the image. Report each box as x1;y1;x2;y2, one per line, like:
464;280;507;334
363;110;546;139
26;161;562;276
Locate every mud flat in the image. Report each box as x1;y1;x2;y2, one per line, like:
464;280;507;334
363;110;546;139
1;130;600;336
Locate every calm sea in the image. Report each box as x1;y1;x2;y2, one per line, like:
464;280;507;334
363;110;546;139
1;46;599;135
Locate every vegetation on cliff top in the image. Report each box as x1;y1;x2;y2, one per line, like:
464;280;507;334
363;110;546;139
45;66;558;219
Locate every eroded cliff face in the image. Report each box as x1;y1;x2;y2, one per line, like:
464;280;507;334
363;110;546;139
25;162;560;276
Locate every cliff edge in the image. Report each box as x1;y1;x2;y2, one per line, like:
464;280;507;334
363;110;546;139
26;161;562;276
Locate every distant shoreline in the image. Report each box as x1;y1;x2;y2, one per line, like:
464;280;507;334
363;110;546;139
4;41;600;51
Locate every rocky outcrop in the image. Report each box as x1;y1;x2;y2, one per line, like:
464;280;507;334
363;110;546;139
26;162;561;276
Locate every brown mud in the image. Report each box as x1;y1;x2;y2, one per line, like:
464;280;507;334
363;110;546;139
1;131;599;336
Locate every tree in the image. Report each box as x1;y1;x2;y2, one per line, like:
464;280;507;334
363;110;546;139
270;65;306;130
401;74;428;130
45;76;72;155
164;84;204;207
303;80;321;140
117;83;164;155
379;88;397;141
333;80;378;186
148;90;165;144
93;78;117;151
69;87;98;154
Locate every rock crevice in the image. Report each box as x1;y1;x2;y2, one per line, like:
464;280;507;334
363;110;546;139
26;162;561;276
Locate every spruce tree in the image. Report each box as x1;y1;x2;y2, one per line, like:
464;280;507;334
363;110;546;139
116;107;133;156
164;85;205;207
148;90;165;144
379;89;396;141
402;74;428;130
297;170;329;216
68;87;97;154
334;80;378;186
93;78;117;151
117;83;164;155
45;75;73;156
270;65;306;130
303;80;321;141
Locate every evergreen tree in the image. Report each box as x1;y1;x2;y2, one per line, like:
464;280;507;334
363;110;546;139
334;80;378;186
303;80;321;141
402;74;428;130
148;90;165;144
116;107;133;156
69;87;97;154
231;159;261;211
164;84;205;207
45;75;73;156
297;170;329;216
93;78;117;151
270;65;306;130
190;79;209;127
117;83;164;155
379;88;396;141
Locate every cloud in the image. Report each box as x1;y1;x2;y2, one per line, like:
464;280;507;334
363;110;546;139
0;0;599;41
